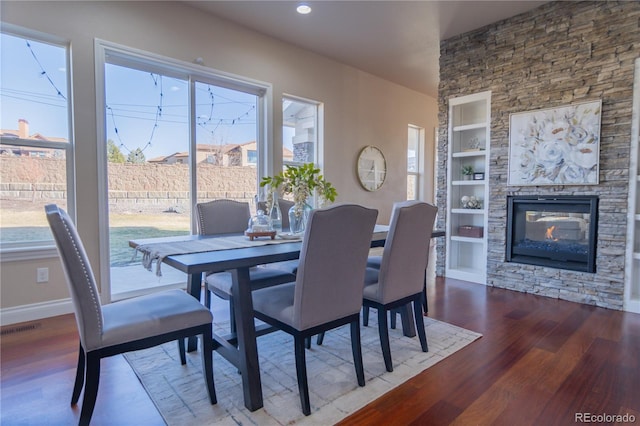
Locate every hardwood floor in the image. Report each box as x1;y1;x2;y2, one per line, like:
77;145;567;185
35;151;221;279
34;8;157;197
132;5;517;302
2;278;639;425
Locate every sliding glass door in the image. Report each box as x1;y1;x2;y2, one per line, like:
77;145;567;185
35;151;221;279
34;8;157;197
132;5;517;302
99;43;264;300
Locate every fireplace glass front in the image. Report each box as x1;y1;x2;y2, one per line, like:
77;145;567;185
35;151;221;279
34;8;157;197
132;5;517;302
506;196;598;273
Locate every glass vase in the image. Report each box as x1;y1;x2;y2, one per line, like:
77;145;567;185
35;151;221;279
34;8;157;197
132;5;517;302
269;191;283;233
288;202;312;235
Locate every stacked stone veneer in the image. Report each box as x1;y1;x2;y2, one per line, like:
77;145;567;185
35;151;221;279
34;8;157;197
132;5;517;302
436;1;640;310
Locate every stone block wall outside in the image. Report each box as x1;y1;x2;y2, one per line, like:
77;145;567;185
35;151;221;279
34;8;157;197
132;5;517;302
437;1;640;310
0;157;258;207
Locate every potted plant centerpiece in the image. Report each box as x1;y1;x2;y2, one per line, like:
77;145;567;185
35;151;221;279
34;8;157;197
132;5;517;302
261;163;337;234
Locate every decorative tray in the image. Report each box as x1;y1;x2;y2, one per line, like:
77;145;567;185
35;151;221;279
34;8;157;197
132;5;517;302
245;230;277;241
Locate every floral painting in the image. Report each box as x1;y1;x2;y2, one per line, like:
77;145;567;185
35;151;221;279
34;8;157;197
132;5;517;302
508;100;601;186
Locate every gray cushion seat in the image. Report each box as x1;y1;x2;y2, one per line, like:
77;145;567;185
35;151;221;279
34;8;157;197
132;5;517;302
366;255;382;269
264;259;299;275
45;204;216;426
206;267;296;297
100;290;212;348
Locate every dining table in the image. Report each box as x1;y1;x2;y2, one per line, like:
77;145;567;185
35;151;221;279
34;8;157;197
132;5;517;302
129;225;444;412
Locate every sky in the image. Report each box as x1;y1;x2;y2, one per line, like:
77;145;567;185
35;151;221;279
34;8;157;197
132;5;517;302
1;32;265;160
1;33;69;139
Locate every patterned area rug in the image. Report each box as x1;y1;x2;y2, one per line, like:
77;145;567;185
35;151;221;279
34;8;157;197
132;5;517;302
124;316;481;425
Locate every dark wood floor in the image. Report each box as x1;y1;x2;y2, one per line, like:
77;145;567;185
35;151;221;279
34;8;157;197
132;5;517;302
2;278;639;425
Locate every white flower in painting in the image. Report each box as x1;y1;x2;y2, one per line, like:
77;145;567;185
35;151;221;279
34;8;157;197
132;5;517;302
564;125;589;146
535;140;568;172
570;143;598;169
517;149;537;178
558;163;585;183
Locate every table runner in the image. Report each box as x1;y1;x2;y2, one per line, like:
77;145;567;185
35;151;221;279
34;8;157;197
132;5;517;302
135;234;301;276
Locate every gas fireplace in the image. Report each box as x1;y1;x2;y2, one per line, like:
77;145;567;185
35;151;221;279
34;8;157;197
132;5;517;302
506;196;598;273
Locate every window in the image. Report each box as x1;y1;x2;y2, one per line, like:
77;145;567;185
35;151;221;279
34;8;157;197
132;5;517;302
0;27;73;256
282;96;319;167
247;149;258;165
97;42;266;298
282;96;324;206
407;125;424;200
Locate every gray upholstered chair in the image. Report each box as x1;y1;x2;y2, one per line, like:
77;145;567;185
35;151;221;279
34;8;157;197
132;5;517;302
256;197;298;272
257;197;295;231
197;199;296;332
251;204;378;415
257;197;299;275
362;200;438;372
45;204;216;426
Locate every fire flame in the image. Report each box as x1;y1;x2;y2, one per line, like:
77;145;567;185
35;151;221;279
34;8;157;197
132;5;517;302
545;226;558;241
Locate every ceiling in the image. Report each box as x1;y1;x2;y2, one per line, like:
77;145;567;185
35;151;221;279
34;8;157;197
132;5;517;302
185;1;547;98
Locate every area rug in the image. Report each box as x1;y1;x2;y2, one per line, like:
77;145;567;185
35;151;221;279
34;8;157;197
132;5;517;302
124;316;481;425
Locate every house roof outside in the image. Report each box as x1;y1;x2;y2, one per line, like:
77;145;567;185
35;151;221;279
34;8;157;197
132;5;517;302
147;141;293;165
0;119;67;157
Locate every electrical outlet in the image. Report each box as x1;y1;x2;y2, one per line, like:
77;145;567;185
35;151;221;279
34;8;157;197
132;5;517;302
37;267;49;283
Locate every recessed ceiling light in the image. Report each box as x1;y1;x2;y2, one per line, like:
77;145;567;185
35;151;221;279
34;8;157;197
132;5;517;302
296;3;312;14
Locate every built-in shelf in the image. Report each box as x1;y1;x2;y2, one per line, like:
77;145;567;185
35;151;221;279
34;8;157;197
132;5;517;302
625;58;640;313
453;123;487;132
452;151;486;158
452;180;485;186
451;208;485;214
451;236;484;243
445;91;491;285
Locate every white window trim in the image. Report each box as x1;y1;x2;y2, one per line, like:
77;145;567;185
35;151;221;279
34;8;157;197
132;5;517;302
94;39;272;302
282;93;322;168
0;24;75;260
281;94;325;207
408;124;424;201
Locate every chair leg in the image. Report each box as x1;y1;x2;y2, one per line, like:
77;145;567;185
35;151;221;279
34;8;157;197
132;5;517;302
71;343;85;405
204;287;212;309
377;307;393;372
294;336;311;415
363;306;370;326
178;337;187;365
200;326;217;404
316;332;325;345
413;298;428;352
422;269;429;313
350;320;365;387
229;298;237;334
390;309;397;329
305;336;312;349
79;352;100;426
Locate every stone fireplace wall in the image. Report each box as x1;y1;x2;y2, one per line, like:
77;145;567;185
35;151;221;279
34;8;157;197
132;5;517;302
436;1;640;310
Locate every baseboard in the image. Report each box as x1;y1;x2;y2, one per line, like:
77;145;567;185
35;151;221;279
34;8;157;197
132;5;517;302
625;298;640;314
0;298;74;326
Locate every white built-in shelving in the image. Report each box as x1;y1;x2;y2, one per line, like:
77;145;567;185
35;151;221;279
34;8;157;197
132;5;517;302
624;58;640;313
445;91;491;284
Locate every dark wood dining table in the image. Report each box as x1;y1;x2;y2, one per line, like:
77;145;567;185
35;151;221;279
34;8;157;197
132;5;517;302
129;226;444;412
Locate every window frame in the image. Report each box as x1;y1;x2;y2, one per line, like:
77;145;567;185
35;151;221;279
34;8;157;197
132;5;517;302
407;124;424;201
0;24;75;261
282;94;322;169
281;94;325;206
95;39;273;301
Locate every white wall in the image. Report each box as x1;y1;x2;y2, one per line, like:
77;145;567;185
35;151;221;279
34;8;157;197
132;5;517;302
0;1;437;320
